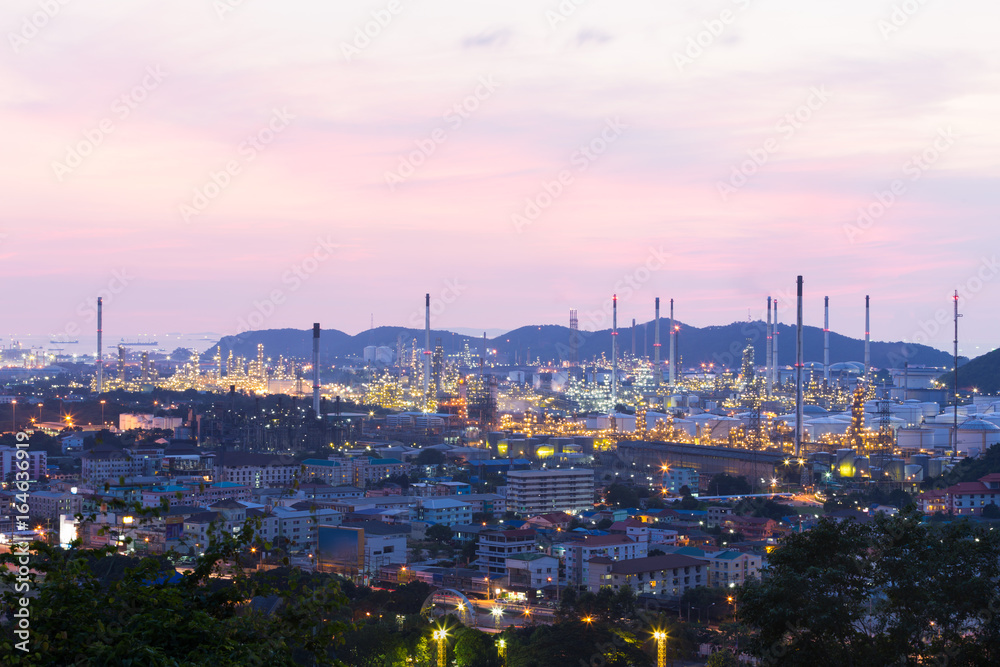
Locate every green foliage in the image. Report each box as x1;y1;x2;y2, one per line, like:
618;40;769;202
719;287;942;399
983;503;1000;519
452;626;503;667
414;448;446;466
707;474;752;496
503;621;648;667
604;483;641;509
0;516;348;665
707;648;740;667
425;523;454;543
937;444;1000;486
738;513;1000;666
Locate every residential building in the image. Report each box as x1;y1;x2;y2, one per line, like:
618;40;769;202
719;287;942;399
417;498;473;526
917;473;1000;516
506;468;594;515
0;446;47;481
301;459;353;486
561;533;648;588
586;554;706;597
524;511;574;531
663;467;700;494
214;453;301;489
477;528;537;578
506;553;559;593
722;516;778;541
27;490;83;520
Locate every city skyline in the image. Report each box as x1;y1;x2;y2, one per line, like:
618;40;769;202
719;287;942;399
3;1;998;355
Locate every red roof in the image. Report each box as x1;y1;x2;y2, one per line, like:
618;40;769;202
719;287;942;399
570;534;636;547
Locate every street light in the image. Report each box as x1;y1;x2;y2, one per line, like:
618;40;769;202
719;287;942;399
497;638;507;666
653;630;667;667
100;400;106;425
491;606;504;630
11;400;16;433
432;628;447;667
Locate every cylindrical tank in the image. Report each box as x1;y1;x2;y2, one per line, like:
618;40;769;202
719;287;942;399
928;457;946;478
836;449;855;466
910;454;931;480
887;459;905;482
904;464;923;482
854;456;870;477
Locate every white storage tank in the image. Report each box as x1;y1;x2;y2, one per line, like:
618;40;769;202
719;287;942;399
904;464;924;482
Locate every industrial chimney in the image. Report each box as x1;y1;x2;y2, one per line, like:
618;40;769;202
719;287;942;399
824;296;830;385
765;296;772;398
612;294;618;406
668;298;676;387
424;294;431;410
654;298;661;387
795;277;804;458
312;323;321;416
96;297;103;394
864;295;871;381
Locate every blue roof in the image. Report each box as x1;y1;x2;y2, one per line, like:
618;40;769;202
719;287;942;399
372;457;402;464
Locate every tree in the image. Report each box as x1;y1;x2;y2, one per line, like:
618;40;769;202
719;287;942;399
983;503;1000;519
738;513;1000;666
415;448;446;466
707;648;740;667
707;474;752;496
452;626;503;667
605;483;640;509
0;516;348;665
678;484;692;497
426;523;454;543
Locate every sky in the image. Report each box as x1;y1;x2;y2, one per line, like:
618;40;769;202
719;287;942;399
2;0;998;358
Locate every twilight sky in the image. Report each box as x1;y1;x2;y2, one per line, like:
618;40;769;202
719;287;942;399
2;0;998;357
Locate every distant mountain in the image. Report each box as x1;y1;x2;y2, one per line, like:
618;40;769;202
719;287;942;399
206;320;957;369
940;347;1000;393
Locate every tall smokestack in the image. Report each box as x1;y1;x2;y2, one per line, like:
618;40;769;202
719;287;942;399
424;293;431;409
864;295;871;381
765;296;772;398
654;298;661;387
772;299;779;388
953;291;960;455
824;296;830;385
631;318;636;358
795;277;804;458
312;323;320;415
96;297;103;394
612;294;618;407
668;299;675;387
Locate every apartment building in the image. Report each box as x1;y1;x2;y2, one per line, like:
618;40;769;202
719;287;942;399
506;468;594;515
